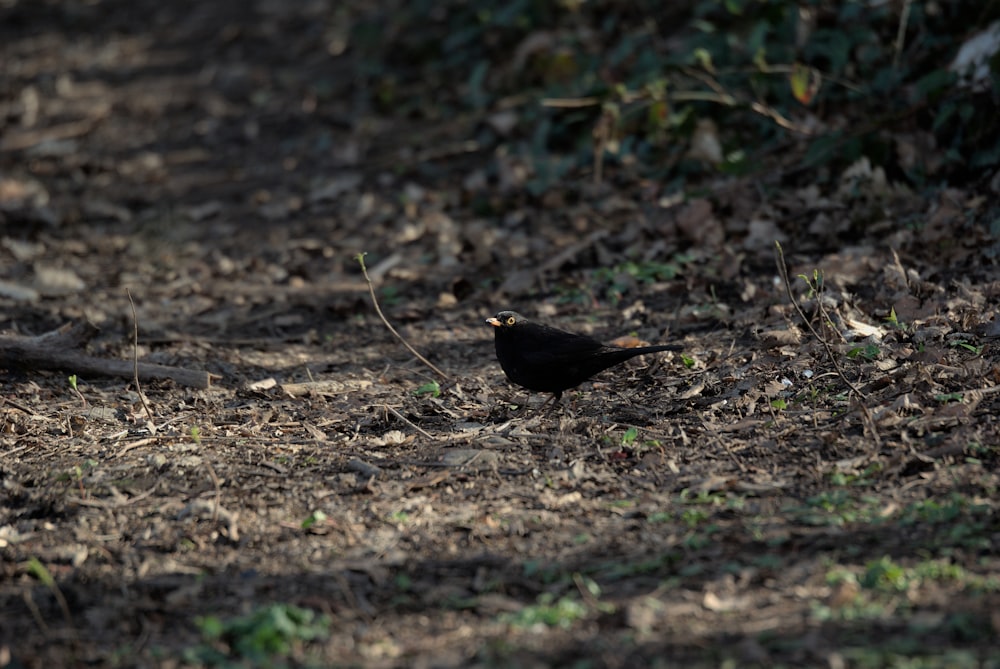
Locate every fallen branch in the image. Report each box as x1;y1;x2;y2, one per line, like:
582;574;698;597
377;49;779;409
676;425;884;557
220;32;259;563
0;321;214;389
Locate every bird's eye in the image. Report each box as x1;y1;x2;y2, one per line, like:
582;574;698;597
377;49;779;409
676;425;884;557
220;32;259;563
506;316;516;325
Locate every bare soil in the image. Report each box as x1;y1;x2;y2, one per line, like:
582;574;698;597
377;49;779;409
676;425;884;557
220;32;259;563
2;2;999;667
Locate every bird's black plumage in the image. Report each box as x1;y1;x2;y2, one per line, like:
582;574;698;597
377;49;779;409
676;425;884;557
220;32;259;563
486;310;680;400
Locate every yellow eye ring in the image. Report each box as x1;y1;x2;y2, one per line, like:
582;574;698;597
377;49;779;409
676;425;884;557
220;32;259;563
506;316;516;325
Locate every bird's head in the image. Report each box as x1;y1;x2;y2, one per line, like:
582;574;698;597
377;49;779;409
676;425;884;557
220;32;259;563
486;310;526;328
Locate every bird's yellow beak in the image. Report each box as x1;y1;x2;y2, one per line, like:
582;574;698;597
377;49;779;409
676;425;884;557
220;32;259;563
486;317;501;327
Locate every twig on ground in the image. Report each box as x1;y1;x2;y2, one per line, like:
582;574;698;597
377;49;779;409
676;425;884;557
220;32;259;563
126;289;156;428
383;404;437;441
1;396;39;416
709;433;747;472
25;558;77;646
355;252;449;381
68;374;87;408
0;321;214;388
857;402;883;451
774;242;867;399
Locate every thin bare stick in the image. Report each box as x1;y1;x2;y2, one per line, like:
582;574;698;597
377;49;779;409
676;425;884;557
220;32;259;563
355;253;449;381
0;321;213;388
774;242;866;399
383;404;437;441
22;589;50;635
26;558;77;645
126;289;156;426
857;401;883;451
2;396;40;416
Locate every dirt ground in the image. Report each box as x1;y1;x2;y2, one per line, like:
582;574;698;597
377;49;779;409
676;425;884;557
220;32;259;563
2;2;999;667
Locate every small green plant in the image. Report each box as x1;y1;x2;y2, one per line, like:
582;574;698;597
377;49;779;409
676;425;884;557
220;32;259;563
58;459;98;496
590;257;689;302
633;438;663;453
828;461;882;487
190;425;201;444
885;307;903;329
678;489;727;506
680;353;695;368
394;573;412;591
949;340;982;354
793;490;882;526
681;524;720;550
186;604;330;666
846;344;880;361
414;380;441;397
301;510;327;530
901;493;969;524
860;556;910;593
617;259;685;283
68;374;87;407
502;593;587;629
965;441;995;458
387;510;410;524
680;507;709;528
621;426;639;446
27;558;73;626
798;269;824;299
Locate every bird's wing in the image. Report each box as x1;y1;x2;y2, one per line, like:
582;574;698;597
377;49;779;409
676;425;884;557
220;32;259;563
519;327;605;365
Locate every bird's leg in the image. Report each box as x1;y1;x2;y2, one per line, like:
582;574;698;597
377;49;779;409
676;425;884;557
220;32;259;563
538;391;561;413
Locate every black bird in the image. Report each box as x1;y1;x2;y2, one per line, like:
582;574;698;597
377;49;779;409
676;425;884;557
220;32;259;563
486;310;681;401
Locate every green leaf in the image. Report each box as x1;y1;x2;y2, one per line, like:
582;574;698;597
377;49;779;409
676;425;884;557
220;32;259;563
692;47;714;73
846;345;879;361
27;558;55;587
790;63;819;104
415;381;441;397
952;341;982;354
301;510;327;530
